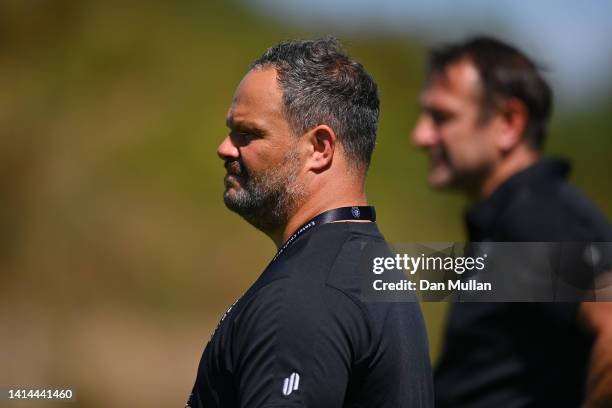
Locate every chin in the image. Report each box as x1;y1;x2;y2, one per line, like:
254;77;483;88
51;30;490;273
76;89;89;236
428;169;454;189
223;188;241;206
223;195;243;214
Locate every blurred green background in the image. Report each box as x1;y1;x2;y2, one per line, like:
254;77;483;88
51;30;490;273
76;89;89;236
1;1;610;407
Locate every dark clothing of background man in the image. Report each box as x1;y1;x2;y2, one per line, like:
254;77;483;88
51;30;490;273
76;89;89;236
412;35;612;407
434;159;612;407
189;222;433;408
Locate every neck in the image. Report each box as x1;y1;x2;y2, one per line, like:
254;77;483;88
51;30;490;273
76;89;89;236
475;144;540;200
269;183;368;249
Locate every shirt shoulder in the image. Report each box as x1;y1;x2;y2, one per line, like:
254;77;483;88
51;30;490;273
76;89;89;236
499;179;612;241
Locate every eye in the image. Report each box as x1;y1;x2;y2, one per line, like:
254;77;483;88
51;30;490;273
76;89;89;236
430;110;450;126
229;130;259;146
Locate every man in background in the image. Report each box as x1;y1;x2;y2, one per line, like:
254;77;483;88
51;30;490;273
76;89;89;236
411;36;612;407
187;37;433;408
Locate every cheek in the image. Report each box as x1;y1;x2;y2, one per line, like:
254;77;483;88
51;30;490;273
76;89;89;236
240;145;271;169
439;124;470;157
467;134;497;168
243;144;294;179
442;127;494;167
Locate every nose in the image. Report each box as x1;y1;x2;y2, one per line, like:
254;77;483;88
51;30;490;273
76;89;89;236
411;116;438;148
217;135;239;160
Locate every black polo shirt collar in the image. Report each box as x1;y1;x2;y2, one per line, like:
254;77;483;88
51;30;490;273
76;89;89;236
465;158;571;241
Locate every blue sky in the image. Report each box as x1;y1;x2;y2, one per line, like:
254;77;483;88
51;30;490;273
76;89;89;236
245;0;612;110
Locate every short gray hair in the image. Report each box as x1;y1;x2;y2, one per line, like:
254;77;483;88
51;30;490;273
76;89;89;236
251;37;380;172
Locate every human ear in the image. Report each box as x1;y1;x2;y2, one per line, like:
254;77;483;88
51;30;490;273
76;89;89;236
496;98;528;152
303;125;336;172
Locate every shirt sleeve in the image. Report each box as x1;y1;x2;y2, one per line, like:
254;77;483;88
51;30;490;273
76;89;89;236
229;277;370;408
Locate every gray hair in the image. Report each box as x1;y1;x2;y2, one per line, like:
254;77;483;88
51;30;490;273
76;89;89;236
251;37;380;172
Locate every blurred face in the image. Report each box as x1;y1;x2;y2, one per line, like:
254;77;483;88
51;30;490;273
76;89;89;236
412;60;498;191
218;67;305;231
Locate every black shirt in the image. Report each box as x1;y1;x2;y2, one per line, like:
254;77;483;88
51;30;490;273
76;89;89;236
188;221;434;408
434;159;612;407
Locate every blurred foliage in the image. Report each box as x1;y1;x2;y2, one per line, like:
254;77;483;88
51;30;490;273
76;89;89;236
1;0;610;406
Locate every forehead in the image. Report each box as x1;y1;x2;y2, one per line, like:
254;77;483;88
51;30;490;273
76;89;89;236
227;67;284;127
421;60;482;109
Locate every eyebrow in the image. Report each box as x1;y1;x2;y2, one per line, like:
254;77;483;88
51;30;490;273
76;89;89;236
226;117;253;128
225;117;266;135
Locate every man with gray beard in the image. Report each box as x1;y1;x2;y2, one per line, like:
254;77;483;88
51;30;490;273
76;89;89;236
186;38;433;408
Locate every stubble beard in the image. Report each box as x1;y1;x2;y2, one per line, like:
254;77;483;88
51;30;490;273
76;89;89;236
223;150;305;233
429;146;492;194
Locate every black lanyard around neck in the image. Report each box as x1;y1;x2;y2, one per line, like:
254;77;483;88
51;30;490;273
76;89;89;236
271;206;376;263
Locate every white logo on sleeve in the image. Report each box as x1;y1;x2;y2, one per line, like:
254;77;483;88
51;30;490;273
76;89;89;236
282;372;300;396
